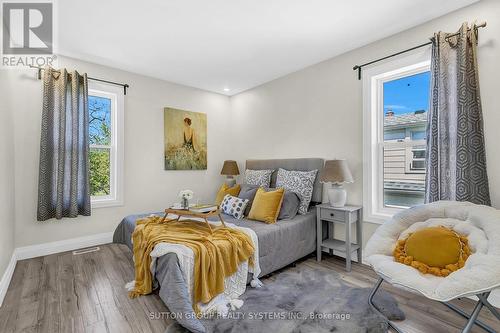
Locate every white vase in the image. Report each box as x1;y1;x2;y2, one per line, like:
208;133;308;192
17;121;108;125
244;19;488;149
328;184;347;207
225;176;236;187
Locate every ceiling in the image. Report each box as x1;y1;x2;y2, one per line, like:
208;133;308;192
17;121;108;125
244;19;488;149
58;0;478;95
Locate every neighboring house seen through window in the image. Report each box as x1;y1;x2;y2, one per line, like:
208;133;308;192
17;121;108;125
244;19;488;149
383;73;429;208
363;51;430;223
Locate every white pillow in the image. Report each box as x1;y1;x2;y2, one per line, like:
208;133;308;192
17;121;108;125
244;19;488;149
244;169;273;187
220;194;249;219
276;168;318;215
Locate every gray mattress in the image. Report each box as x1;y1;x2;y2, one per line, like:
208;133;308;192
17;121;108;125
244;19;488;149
113;210;317;332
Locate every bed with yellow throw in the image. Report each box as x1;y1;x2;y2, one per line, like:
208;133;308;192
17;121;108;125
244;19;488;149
113;158;324;333
128;215;255;312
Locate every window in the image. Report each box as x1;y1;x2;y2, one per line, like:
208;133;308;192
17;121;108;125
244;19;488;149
88;82;124;208
363;50;430;223
383;71;429;208
411;130;426;141
383;129;405;141
408;146;426;171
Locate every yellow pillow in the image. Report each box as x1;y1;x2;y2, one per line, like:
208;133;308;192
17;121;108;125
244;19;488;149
248;187;285;224
215;184;241;205
393;226;471;277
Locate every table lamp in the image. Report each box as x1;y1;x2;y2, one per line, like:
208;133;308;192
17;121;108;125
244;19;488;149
319;159;354;207
220;160;240;187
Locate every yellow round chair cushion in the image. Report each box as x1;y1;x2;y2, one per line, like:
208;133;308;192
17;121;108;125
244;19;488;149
393;226;471;277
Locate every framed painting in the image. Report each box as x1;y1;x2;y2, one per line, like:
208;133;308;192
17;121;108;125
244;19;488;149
164;107;207;170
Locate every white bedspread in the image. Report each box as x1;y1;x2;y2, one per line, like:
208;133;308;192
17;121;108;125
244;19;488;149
148;219;262;316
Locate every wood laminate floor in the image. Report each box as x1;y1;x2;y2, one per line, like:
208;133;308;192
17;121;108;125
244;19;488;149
0;244;498;333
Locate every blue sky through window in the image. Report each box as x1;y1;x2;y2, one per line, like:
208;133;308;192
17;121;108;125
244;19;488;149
383;71;430;115
89;95;111;145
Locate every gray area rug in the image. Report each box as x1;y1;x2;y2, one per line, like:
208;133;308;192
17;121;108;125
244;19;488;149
166;265;405;333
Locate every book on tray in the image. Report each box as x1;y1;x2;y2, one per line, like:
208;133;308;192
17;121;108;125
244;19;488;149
190;204;218;213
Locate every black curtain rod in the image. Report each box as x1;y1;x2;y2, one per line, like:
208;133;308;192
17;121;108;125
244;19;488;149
29;65;130;95
353;22;487;80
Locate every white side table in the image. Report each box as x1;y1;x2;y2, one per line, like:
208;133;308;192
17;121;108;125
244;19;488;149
316;204;363;271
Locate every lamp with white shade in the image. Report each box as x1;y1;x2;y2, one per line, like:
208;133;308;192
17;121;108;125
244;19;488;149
319;159;354;207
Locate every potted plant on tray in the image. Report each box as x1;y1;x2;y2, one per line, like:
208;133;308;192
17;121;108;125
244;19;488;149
178;189;194;209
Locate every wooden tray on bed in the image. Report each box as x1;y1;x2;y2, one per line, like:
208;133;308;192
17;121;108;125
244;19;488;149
161;208;226;232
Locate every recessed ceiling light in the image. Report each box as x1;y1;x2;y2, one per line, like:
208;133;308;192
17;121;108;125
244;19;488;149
223;87;230;92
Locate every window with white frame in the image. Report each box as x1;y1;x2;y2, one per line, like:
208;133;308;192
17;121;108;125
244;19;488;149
406;145;426;173
363;51;430;223
88;82;124;208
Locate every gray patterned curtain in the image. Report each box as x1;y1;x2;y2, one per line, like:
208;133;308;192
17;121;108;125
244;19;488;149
425;23;490;205
37;67;91;221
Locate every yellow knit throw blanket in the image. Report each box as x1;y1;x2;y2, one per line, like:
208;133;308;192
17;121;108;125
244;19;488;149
129;216;255;310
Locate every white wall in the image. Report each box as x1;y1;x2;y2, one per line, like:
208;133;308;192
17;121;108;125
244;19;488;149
230;0;500;246
0;71;16;278
4;0;500;251
10;56;231;247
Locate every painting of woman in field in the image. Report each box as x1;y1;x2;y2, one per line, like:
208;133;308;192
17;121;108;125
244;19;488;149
164;107;207;170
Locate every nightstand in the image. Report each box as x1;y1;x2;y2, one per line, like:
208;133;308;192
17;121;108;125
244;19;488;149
316;204;362;271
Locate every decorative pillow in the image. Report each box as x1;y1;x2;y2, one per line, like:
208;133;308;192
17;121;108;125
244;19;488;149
248;188;284;224
278;191;300;220
275;168;318;215
238;184;259;216
244;169;273;187
215;183;241;205
220;194;249;219
393;226;471;277
239;184;300;219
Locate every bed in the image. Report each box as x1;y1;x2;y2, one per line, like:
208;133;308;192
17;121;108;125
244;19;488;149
113;158;324;332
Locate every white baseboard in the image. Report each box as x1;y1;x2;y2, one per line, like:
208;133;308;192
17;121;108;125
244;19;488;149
0;252;17;307
0;231;113;307
15;232;114;261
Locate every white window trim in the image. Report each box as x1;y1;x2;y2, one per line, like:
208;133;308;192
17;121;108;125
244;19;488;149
89;81;124;208
362;49;430;224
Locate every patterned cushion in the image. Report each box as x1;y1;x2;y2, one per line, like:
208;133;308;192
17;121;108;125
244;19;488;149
220;194;249;219
244;169;273;187
276;168;318;215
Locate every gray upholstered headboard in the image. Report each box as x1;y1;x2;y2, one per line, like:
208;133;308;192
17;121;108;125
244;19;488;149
245;158;325;203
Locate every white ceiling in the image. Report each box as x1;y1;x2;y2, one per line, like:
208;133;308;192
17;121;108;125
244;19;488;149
58;0;478;95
